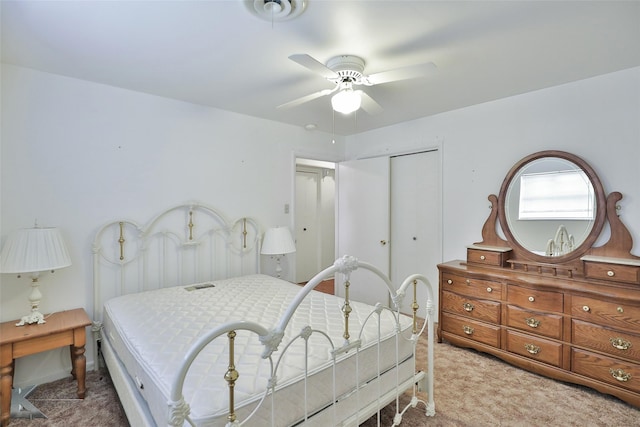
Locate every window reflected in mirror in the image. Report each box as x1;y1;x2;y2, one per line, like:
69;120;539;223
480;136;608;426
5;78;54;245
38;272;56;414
518;170;595;221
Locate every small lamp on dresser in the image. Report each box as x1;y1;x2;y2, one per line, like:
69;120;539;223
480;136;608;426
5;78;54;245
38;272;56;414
0;226;72;326
261;226;296;278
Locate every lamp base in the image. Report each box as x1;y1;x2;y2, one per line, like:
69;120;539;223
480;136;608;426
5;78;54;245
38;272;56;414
16;277;46;326
16;311;46;327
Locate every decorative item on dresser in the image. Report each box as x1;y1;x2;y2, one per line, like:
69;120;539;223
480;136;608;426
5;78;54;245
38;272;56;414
438;150;640;408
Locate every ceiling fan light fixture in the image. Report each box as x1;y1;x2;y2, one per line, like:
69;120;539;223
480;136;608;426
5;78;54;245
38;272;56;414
331;89;361;114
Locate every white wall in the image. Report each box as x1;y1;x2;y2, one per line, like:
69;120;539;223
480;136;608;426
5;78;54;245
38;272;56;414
2;62;638;388
345;67;640;264
0;64;344;386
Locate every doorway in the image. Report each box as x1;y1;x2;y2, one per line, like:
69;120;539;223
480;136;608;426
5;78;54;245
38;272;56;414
295;159;336;284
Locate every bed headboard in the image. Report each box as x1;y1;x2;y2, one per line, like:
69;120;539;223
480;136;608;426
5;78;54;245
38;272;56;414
92;203;262;323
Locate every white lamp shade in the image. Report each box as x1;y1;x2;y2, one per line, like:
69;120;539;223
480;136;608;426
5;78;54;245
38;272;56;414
261;227;296;255
0;227;72;274
331;88;362;114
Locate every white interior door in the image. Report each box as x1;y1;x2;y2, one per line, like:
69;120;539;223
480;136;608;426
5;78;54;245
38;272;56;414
390;150;441;313
295;169;320;283
337;157;390;305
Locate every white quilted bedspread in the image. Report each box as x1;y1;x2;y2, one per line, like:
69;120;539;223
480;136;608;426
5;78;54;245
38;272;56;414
103;274;413;426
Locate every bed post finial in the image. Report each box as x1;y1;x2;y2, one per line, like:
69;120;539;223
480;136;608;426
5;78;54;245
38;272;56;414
259;329;284;358
333;254;359;274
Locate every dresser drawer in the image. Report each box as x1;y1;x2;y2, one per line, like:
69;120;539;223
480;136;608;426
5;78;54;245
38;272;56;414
441;312;500;347
584;260;640;285
572;348;640;394
506;330;563;367
441;291;501;323
570;295;640;332
505;305;563;340
467;247;511;267
572;319;640;362
441;273;502;301
507;285;563;313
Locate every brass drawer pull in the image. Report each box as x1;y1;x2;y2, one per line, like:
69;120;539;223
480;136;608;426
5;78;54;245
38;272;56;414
524;343;541;355
607;270;615;277
525;317;540;328
463;302;475;312
617;306;624;313
610;368;631;382
480;255;486;260
447;279;453;285
610;337;632;351
463;325;474;335
582;305;590;312
486;287;493;293
466;279;471;285
528;296;535;302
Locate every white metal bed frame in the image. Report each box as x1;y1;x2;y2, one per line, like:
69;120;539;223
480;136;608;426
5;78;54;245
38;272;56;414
92;203;435;426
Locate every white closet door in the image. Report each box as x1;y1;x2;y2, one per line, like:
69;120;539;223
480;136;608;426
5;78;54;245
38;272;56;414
390;150;441;314
337;157;390;305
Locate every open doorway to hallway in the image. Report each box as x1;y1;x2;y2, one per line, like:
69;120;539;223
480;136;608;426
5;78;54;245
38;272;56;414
295;158;336;285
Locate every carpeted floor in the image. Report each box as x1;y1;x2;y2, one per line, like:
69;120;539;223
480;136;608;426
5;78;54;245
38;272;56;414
8;340;640;426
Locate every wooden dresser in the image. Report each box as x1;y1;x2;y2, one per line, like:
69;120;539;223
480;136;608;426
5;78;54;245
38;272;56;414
438;151;640;408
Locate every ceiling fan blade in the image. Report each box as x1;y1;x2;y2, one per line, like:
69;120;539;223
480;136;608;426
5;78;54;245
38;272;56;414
359;91;383;115
276;88;336;110
289;54;340;79
363;62;437;86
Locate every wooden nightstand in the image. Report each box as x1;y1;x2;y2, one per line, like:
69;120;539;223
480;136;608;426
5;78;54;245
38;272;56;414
0;308;91;427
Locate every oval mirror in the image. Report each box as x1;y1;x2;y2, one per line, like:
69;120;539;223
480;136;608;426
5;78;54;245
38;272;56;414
498;151;606;263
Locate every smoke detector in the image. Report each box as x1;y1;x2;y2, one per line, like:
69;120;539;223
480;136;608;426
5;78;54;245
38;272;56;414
244;0;307;22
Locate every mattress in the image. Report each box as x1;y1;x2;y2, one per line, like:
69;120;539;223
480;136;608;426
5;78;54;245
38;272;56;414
102;274;415;426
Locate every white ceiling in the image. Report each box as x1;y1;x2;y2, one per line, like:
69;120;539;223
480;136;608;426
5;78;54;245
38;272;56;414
2;1;639;136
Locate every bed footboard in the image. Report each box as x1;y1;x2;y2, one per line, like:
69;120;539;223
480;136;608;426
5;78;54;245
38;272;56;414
168;255;435;426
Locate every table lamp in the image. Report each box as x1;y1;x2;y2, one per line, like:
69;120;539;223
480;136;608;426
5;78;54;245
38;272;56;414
261;226;296;278
0;226;72;326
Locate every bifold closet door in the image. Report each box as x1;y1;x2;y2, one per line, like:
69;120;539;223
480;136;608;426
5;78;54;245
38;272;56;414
390;150;441;313
336;157;390;306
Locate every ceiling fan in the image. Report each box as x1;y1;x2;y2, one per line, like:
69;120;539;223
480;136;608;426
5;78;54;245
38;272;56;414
277;54;436;115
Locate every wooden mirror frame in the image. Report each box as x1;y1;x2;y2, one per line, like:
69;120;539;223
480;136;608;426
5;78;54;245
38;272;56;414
496;150;607;264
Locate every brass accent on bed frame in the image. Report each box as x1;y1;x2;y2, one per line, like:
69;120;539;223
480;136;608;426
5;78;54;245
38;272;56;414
188;210;194;241
118;222;125;261
342;279;352;340
242;218;248;249
412;279;420;334
224;330;239;423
